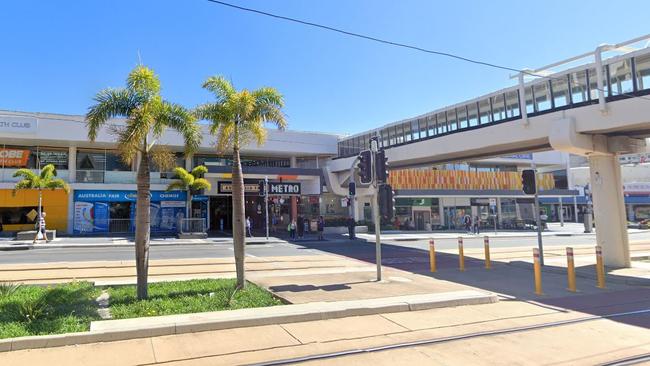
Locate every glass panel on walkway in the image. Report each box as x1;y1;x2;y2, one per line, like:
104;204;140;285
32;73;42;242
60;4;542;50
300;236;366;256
589;67;609;100
418;118;428;139
551;76;569;107
381;128;389;148
457;106;468;129
467;103;478;127
636;54;650;90
569;70;588;103
447;109;458;131
505;91;520;118
609;59;634;96
404;122;412;142
437;112;447;134
525;86;535;114
427;115;436;137
491;93;506;121
533;81;552;112
395;124;404;144
411;120;420;141
478;98;492;124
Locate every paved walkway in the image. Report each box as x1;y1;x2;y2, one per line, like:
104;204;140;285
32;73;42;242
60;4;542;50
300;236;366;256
2;297;649;365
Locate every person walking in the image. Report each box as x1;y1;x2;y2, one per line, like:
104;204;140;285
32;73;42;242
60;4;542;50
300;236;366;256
347;215;356;240
297;215;304;240
463;214;472;234
246;216;253;237
317;216;324;241
289;220;297;239
473;215;481;235
33;212;49;243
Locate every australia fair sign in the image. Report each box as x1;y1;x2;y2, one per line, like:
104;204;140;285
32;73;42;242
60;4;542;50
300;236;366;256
0;116;38;135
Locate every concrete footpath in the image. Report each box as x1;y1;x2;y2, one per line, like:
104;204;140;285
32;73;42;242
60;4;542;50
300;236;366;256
2;297;649;365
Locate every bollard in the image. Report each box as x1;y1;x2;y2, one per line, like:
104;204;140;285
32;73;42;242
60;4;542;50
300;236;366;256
429;239;436;272
533;248;543;295
596;246;606;289
484;236;491;269
566;247;576;292
458;237;465;271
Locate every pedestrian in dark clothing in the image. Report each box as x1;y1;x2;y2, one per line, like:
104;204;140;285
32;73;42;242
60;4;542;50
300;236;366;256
297;216;304;239
473;215;480;235
347;216;356;240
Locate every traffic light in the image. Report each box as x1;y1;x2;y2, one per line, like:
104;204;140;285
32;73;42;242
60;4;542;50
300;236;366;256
358;150;372;184
375;150;389;184
258;180;266;196
521;169;536;195
379;184;395;218
348;182;356;196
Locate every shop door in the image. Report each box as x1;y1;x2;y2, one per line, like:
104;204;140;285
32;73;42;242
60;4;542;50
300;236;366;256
413;210;430;231
109;202;132;233
211;197;232;232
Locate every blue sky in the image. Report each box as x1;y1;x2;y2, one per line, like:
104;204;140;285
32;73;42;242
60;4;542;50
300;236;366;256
1;0;648;135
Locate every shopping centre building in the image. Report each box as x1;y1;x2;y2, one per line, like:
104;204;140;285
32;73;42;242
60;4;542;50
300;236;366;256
1;109;648;235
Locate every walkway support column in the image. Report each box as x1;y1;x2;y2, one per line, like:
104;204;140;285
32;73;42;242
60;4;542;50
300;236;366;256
290;156;298;221
588;153;630;267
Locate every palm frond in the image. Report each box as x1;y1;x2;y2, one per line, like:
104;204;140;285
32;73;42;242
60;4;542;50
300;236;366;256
12;168;38;181
13;179;37;192
157;102;201;154
191;178;212;192
127;65;161;99
45;178;70;193
202;76;235;102
150;147;175;172
190;165;208;178
165;181;187;191
39;164;57;181
86;88;136;141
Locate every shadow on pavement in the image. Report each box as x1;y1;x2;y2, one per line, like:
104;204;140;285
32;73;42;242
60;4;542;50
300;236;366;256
294;238;650;329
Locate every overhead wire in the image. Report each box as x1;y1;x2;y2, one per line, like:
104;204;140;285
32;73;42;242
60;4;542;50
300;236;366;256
204;0;650;102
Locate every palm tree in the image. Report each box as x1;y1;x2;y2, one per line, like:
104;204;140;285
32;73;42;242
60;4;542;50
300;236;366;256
195;76;286;289
165;165;212;224
13;164;70;233
86;65;202;299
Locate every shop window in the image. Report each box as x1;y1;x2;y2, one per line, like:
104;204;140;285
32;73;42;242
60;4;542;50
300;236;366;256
0;206;37;225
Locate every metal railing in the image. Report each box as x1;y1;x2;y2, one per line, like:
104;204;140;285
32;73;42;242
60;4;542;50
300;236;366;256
178;218;207;234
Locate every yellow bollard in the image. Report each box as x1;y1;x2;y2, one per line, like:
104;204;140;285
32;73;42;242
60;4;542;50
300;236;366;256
533;248;543;295
566;247;576;292
596;246;606;289
458;237;465;271
429;239;436;272
484;236;491;269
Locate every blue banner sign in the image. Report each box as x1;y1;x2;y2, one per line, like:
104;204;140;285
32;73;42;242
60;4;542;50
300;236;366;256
74;190;187;202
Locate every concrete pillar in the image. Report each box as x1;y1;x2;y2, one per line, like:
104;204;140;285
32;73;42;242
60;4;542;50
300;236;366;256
68;146;77;183
496;197;503;226
588;154;630;267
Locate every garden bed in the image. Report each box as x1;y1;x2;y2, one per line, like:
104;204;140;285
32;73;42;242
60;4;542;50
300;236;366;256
0;279;282;339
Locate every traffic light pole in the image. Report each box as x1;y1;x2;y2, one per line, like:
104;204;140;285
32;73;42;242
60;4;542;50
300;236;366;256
370;141;382;282
532;163;544;266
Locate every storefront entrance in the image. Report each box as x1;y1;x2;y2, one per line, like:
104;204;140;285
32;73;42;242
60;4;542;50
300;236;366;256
413;209;431;231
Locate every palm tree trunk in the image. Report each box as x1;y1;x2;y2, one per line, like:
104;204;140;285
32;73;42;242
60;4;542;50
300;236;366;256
135;148;151;300
232;133;246;289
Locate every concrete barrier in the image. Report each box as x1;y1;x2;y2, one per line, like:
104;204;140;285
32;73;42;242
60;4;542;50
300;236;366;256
15;230;56;241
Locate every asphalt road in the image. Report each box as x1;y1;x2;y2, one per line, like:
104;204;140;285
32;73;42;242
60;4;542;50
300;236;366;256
1;231;648;264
